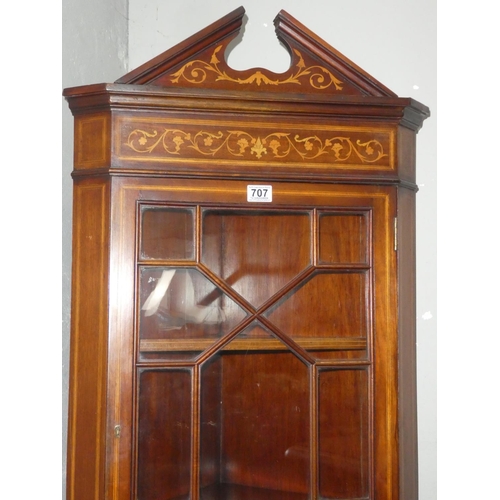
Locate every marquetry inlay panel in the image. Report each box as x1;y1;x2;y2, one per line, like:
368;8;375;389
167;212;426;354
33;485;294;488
117;117;395;170
171;45;344;90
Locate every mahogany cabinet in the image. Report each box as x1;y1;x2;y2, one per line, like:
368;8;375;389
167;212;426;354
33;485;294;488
64;7;429;500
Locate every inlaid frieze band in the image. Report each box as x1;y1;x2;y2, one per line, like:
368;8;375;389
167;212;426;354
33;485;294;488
122;125;392;167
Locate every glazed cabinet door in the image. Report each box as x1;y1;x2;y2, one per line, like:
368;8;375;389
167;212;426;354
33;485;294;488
111;177;396;500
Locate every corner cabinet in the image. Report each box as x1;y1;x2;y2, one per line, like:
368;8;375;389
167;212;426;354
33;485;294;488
64;7;429;500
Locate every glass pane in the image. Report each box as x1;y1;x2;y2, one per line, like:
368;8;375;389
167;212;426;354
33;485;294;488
141;206;194;260
200;328;310;499
137;369;191;500
319;369;369;499
264;271;368;339
318;213;368;264
202;210;311;307
139;267;248;361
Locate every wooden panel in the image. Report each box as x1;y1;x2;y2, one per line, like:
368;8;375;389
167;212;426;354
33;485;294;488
136;369;192;500
318;368;370;499
200;357;222;489
74;113;111;170
265;271;368;339
220;349;310;495
140;337;367;352
318;212;369;264
67;179;110;500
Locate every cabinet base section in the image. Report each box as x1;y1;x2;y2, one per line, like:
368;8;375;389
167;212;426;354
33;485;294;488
166;483;308;500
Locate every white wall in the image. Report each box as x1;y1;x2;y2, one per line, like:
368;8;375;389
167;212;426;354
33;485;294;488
128;2;437;499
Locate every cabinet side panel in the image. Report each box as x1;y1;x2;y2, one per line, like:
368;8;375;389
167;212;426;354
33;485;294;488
371;191;399;500
67;179;110;500
74;113;111;170
397;126;416;185
397;188;418;500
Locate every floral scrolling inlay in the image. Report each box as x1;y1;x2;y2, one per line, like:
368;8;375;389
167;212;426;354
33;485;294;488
125;127;388;164
170;46;343;90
